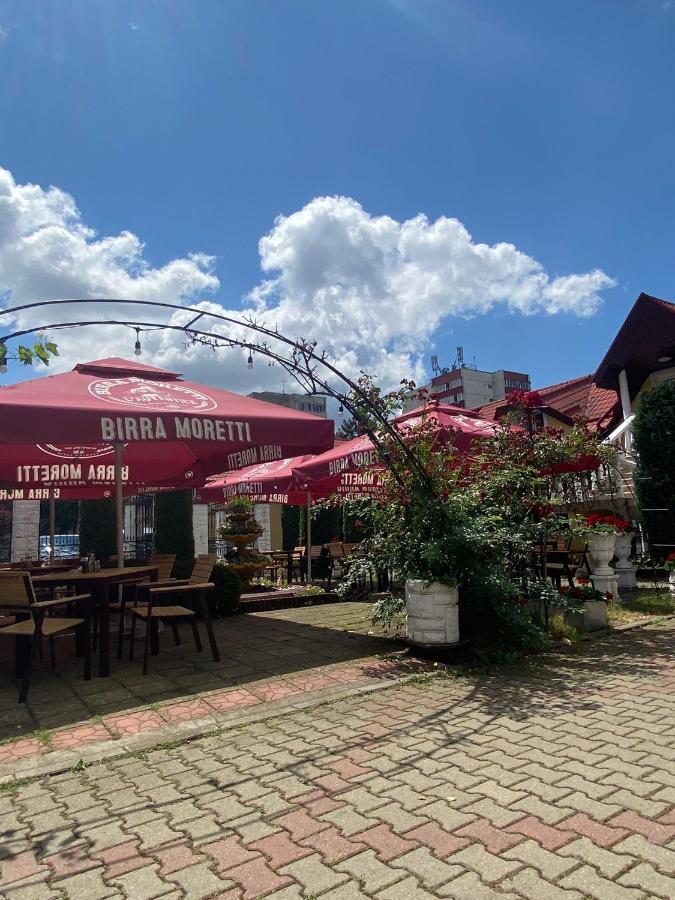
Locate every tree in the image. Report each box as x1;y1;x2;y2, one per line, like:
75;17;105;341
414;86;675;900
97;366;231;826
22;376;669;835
79;499;117;563
154;490;195;578
633;380;675;557
336;416;361;440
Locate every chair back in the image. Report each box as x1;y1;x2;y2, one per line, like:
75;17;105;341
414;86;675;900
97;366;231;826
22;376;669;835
0;571;37;610
189;554;216;584
294;545;306;557
328;542;344;559
149;553;176;581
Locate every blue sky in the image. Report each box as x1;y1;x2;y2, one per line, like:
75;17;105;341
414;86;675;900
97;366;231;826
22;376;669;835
1;0;674;392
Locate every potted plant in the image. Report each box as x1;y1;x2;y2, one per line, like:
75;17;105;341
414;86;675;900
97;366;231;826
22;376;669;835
580;513;631;565
561;576;613;631
666;552;675;595
217;498;270;589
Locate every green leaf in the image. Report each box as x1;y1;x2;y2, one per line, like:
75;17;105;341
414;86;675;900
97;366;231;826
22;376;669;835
33;343;50;365
45;342;59;357
17;346;34;365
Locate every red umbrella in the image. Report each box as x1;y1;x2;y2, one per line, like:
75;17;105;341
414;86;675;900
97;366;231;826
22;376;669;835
0;357;333;471
0;357;334;564
198;453;382;505
197;454;382;580
197;456;316;506
294;401;504;484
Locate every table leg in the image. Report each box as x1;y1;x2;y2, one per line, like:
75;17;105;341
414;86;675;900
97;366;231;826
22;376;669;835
99;582;111;677
199;591;220;662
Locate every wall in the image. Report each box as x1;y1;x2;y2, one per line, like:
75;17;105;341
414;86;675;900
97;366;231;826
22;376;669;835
11;500;40;561
192;503;209;556
253;504;272;552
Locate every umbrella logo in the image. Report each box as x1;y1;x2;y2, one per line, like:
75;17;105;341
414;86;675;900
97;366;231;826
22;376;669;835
88;377;217;412
37;443;115;460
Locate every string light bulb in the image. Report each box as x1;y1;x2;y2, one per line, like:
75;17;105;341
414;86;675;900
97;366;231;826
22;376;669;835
338;403;344;416
247;352;254;369
134;328;142;356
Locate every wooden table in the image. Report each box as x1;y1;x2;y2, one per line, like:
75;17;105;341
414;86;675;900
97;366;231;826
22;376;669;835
33;565;158;677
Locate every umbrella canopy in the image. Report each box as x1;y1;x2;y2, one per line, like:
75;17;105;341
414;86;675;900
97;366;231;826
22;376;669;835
294;401;504;484
198;452;382;507
197;456;317;506
0;357;334;489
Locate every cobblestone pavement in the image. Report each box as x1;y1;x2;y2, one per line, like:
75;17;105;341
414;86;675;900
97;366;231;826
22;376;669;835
1;621;674;899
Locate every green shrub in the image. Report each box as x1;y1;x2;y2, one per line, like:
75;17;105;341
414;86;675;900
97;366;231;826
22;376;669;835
211;562;243;616
633;380;675;555
79;499;117;563
154;490;194;578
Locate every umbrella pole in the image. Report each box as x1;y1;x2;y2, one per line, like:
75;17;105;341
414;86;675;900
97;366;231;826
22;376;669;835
49;488;55;564
114;442;124;569
306;493;312;582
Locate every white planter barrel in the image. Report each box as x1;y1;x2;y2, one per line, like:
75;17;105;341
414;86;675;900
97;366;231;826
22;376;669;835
589;532;620;600
614;532;637;590
564;600;608;632
405;579;459;647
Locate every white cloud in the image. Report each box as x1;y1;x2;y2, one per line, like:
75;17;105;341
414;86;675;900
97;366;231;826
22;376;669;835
0;26;8;43
0;169;615;395
249;196;615;382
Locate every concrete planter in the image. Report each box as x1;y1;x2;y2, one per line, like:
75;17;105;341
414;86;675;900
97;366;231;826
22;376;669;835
564;599;608;632
614;532;637;590
405;579;459;647
669;572;675;596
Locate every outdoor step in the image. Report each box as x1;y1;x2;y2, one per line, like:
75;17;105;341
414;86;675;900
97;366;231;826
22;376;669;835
240;589;340;613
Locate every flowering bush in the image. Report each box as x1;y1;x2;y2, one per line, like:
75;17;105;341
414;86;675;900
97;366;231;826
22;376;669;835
665;551;675;573
335;374;613;650
582;513;631;534
560;582;613;606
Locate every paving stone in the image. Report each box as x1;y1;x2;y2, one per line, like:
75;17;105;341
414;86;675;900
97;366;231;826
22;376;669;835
279;852;349;894
390;847;465;888
614;833;675;874
437;870;522;899
610;810;675;844
166;860;235;899
376;874;442;899
560;864;645;899
557;835;635;879
446;843;522;883
320;806;376;836
618;861;675;897
500;867;585;900
501;838;576;880
223;856;292;899
51;866;117;899
299;826;364;864
109;863;170;899
335;849;403;892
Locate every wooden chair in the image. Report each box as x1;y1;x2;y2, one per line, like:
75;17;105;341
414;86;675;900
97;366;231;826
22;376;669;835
129;554;220;675
115;553;176;658
0;572;92;703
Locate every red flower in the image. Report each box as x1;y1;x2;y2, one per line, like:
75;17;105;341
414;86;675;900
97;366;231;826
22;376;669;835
354;519;364;529
577;575;590;585
668;551;675;562
605;592;613;600
560;586;569;593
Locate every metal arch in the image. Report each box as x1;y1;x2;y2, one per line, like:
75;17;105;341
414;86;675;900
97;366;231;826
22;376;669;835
0;298;435;492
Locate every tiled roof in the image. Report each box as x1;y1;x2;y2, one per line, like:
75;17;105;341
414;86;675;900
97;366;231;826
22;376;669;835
477;375;620;434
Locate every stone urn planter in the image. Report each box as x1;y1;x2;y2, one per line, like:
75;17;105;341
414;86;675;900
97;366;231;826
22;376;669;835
613;532;637;590
405;579;459;647
669;572;675;596
564;599;608;632
588;532;619;600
